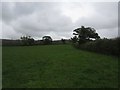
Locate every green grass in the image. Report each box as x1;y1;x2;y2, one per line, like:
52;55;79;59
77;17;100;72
2;45;118;88
0;46;2;89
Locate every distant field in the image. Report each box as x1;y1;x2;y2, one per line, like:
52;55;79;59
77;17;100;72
2;45;118;88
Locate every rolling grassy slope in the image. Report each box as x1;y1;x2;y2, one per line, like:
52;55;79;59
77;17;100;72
2;45;118;88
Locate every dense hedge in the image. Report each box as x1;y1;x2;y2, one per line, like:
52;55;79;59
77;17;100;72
77;37;120;56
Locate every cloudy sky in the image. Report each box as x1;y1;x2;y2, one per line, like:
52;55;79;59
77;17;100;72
1;2;118;40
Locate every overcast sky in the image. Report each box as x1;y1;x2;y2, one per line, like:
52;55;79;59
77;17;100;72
1;2;118;40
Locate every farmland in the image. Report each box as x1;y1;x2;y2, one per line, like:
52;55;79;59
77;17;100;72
2;45;118;88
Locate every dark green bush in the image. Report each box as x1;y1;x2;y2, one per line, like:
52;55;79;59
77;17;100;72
77;37;120;56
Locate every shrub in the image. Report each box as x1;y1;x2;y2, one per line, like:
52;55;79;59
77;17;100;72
77;37;119;56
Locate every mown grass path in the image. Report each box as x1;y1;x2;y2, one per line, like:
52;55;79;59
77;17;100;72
2;45;118;88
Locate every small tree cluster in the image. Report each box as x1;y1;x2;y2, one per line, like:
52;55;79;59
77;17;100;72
61;39;66;44
20;36;34;46
42;36;52;45
71;36;78;43
72;26;100;44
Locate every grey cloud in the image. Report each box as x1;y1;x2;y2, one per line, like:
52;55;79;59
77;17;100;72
2;2;118;40
74;2;118;38
2;2;15;23
118;2;120;36
7;3;73;39
75;2;118;29
97;28;118;38
2;2;40;23
2;21;22;39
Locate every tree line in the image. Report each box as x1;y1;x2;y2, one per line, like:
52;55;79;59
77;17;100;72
5;25;119;56
20;26;100;46
70;26;119;56
20;35;67;46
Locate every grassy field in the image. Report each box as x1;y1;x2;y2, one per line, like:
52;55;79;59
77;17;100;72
0;46;2;89
2;45;118;88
